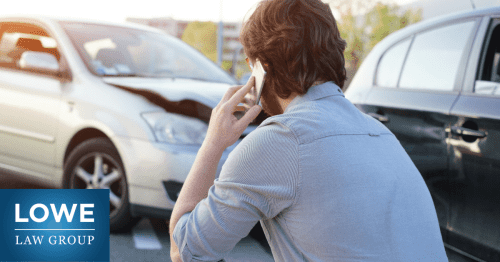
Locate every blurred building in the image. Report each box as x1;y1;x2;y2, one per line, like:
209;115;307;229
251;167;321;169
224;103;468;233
126;17;241;61
126;17;189;38
220;23;241;61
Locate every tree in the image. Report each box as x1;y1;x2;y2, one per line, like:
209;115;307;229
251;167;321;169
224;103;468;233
365;3;422;51
338;7;366;83
328;0;377;18
181;21;218;63
330;0;422;88
181;22;234;73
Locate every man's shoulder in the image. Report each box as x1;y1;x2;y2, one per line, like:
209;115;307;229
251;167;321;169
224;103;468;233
260;96;394;144
245;120;299;150
258;102;325;142
224;121;300;173
259;98;353;144
219;119;300;188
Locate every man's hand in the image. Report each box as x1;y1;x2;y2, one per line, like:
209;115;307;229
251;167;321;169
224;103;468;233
204;76;262;152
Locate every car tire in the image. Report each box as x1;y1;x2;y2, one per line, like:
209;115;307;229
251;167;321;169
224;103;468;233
63;137;140;232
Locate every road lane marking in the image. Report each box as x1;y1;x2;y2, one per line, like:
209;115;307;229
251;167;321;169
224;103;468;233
132;218;162;250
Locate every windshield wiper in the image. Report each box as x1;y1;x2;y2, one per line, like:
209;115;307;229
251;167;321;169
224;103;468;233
175;76;210;82
176;76;236;85
100;73;144;77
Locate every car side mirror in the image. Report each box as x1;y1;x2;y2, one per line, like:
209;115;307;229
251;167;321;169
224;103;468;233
18;51;60;74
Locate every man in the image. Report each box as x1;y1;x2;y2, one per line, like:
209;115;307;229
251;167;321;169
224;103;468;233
169;0;448;261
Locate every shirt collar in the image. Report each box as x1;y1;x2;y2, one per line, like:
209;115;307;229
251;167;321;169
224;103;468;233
285;81;344;113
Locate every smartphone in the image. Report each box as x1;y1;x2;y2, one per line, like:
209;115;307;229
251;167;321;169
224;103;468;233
249;59;266;106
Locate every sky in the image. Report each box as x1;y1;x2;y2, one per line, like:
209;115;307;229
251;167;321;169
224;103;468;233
0;0;418;23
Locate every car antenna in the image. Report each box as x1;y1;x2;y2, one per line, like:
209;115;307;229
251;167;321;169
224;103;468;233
469;0;476;9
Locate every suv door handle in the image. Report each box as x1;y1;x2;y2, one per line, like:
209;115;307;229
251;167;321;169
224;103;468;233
447;126;487;138
367;112;389;123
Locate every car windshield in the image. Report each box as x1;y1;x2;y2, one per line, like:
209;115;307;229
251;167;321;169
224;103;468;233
59;22;236;84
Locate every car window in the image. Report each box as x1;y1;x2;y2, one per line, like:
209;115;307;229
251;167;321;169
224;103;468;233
476;21;500;96
375;38;412;88
0;23;60;71
399;21;475;92
60;22;236;85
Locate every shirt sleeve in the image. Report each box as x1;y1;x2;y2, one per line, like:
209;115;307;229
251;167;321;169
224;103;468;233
172;122;300;261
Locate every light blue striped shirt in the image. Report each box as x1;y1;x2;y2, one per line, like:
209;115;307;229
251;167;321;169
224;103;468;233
173;82;448;261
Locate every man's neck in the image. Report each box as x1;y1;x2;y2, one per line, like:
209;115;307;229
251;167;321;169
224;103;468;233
277;81;326;112
277;93;299;113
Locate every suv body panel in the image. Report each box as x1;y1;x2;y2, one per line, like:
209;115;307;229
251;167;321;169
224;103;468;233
346;6;500;261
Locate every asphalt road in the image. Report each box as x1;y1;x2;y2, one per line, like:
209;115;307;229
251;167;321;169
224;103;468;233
0;171;477;261
111;217;273;262
0;171;273;261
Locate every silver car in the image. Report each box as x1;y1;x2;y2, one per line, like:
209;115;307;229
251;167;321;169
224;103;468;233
0;16;247;232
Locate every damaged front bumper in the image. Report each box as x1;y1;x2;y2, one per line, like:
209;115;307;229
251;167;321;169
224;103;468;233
113;136;240;219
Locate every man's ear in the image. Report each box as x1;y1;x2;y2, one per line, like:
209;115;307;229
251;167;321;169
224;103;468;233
262;62;270;72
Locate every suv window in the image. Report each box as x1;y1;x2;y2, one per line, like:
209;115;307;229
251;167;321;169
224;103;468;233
375;38;411;88
476;20;500;96
0;23;60;70
399;21;475;91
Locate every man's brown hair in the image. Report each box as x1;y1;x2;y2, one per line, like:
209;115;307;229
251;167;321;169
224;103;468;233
240;0;347;99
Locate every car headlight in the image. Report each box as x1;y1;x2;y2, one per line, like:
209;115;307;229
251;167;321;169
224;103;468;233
141;112;207;145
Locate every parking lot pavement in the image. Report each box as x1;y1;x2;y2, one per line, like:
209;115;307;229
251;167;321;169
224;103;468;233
0;171;54;189
111;218;274;262
0;172;274;261
0;172;473;262
113;218;473;262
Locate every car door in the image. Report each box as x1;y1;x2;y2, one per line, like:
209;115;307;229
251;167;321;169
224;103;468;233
446;16;500;261
358;19;480;244
0;22;65;177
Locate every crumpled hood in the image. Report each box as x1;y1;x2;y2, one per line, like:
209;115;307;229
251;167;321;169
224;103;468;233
103;77;233;108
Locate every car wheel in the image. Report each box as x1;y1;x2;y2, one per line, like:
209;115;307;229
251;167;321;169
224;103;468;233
63;137;140;232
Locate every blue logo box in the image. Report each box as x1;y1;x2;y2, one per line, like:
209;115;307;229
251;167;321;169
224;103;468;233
0;189;109;261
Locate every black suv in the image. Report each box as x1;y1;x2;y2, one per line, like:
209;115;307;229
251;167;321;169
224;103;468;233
345;6;500;262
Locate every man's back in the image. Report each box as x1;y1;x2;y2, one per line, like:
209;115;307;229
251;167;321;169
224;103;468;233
240;82;447;261
169;1;447;261
172;82;448;261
